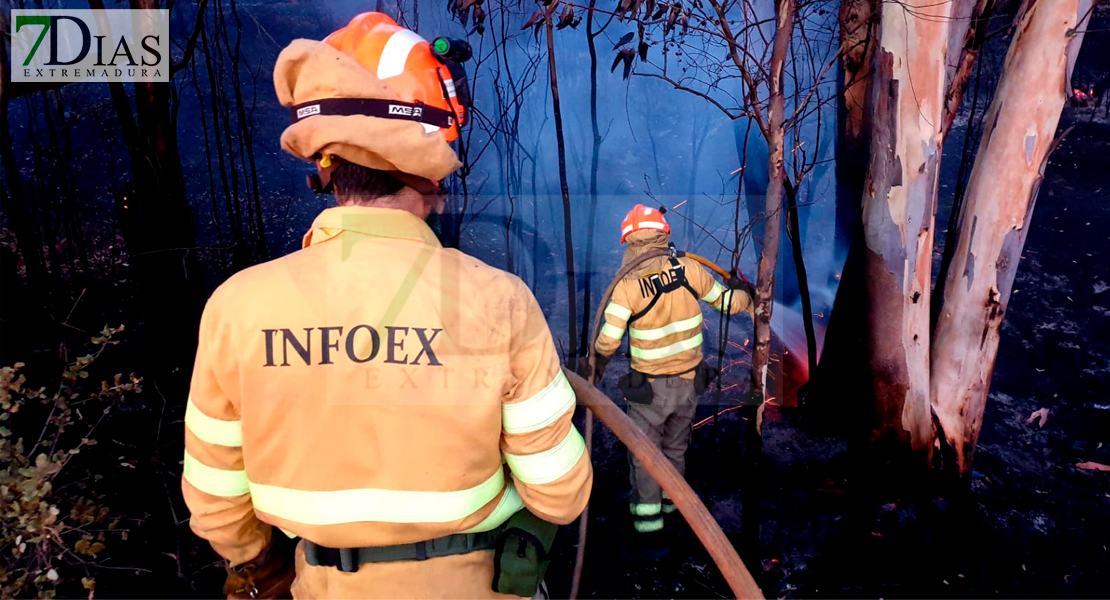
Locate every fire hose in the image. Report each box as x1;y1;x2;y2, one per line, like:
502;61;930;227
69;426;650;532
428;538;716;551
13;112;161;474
567;249;763;600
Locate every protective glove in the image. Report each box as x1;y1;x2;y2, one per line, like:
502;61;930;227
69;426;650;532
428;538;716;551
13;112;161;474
591;353;610;382
576;354;610;383
726;273;756;298
223;536;296;600
575;356;591;379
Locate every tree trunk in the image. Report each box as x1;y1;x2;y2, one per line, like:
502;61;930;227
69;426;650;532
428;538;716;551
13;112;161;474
931;0;1093;477
933;0;998;329
0;18;47;288
546;16;579;362
783;182;817;375
580;0;602;359
750;0;794;403
941;0;997;139
570;4;602;571
683;116;707;245
856;0;953;476
835;0;877;250
809;0;875;411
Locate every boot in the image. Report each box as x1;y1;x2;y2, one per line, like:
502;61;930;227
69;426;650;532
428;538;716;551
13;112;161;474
619;529;671;563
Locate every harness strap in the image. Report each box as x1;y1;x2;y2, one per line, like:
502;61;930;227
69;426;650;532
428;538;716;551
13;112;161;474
627;257;702;325
290;97;455;129
303;525;505;573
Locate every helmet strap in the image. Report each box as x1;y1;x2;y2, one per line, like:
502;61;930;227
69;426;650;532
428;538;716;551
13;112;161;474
290;98;454;129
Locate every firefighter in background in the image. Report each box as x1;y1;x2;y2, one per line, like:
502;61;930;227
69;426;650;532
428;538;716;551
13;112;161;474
181;13;591;599
587;205;754;555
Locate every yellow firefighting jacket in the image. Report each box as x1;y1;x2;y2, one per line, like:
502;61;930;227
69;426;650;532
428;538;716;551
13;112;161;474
181;206;592;596
595;253;753;376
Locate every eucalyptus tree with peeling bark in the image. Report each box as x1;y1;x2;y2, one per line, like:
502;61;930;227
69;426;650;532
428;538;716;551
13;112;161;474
855;0;954;472
931;0;1095;477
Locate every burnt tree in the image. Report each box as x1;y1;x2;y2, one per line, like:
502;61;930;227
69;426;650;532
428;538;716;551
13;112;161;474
853;0;953;477
91;0;205;384
543;3;580;361
810;0;876;415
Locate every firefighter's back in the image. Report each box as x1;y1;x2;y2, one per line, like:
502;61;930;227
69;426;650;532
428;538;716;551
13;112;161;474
183;13;590;598
187;207;588;598
606;254;731;376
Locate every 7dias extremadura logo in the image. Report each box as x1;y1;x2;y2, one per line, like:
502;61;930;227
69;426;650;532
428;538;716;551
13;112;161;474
10;9;169;83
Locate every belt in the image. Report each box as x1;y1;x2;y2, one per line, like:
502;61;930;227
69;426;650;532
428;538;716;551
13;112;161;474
303;527;506;573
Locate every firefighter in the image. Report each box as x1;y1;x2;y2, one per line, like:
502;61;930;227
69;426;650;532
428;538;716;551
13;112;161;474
181;13;591;599
587;205;753;555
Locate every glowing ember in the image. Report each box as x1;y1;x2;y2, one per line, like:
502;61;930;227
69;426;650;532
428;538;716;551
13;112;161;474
1074;88;1093;100
692;404;745;429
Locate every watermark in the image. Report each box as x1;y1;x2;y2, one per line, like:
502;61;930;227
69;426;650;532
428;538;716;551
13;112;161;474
10;9;169;83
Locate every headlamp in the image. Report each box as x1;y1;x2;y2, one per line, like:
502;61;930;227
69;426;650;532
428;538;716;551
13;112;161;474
431;38;473;64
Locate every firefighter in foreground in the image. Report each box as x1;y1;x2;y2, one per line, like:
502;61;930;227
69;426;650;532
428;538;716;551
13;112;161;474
586;206;754;557
181;13;592;599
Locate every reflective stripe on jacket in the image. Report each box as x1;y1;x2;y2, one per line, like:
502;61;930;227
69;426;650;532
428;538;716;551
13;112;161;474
182;206;592;568
594;255;753;376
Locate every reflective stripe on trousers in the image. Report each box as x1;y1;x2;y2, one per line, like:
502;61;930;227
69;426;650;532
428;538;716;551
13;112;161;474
630;502;664;533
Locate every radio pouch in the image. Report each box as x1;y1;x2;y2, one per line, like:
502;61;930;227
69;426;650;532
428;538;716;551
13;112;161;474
617;370;654;404
492;510;558;598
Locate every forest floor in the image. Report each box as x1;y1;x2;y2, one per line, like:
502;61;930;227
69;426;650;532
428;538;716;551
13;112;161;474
12;112;1108;599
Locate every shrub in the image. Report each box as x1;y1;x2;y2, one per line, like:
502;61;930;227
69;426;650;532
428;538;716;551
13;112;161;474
0;325;142;599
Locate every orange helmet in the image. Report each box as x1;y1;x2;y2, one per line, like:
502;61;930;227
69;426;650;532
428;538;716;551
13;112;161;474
322;12;466;142
620;204;671;243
